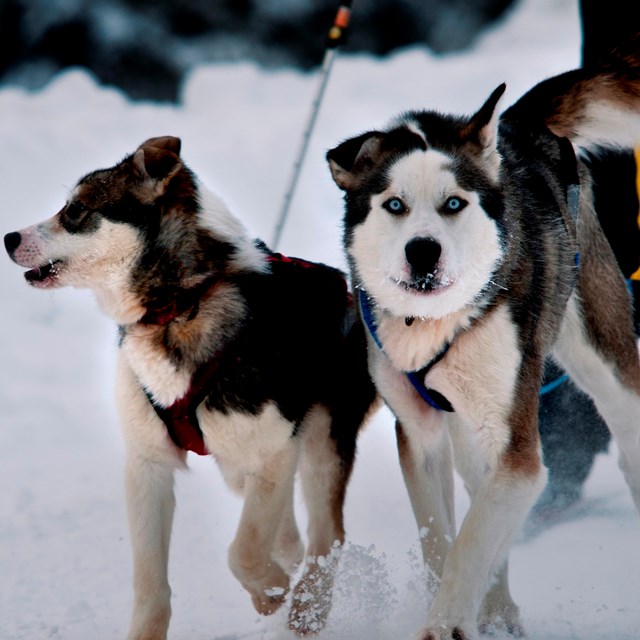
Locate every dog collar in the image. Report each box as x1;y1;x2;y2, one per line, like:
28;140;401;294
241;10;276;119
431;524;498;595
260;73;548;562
358;289;454;412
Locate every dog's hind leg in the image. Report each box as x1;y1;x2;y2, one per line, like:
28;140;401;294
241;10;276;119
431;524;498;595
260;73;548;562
553;289;640;512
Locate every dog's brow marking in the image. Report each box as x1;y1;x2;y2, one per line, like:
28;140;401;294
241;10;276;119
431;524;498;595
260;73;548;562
405;121;427;145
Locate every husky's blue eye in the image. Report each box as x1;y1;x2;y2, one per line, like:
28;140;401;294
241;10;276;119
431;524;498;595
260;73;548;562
443;196;466;214
383;197;407;215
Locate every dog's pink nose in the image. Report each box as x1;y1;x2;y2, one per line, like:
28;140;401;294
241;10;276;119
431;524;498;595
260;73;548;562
4;231;21;256
405;237;441;278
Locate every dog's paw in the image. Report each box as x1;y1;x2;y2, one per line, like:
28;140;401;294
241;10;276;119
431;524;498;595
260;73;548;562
127;594;171;640
250;584;289;616
241;562;290;616
477;585;525;637
418;625;475;640
288;558;338;636
478;610;525;638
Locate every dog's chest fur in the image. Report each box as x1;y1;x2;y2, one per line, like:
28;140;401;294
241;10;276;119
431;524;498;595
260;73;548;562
376;306;478;372
120;281;247;407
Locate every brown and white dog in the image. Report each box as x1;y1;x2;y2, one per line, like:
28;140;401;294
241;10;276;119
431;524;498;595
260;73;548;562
327;35;640;639
4;137;378;639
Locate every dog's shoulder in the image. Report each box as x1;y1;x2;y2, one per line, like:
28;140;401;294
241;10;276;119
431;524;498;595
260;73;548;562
237;245;351;335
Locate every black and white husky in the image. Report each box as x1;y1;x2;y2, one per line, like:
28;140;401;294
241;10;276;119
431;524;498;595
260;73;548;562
327;36;640;639
4;136;378;639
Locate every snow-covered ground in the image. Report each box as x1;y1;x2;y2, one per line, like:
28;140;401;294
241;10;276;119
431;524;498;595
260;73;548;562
1;1;639;638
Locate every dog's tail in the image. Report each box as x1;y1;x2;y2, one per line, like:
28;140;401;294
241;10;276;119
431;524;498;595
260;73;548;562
502;32;640;151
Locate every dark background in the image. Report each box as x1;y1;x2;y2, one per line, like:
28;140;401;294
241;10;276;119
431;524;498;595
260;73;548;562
0;0;516;102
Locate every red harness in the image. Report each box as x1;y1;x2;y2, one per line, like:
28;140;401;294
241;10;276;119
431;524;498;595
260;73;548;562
146;357;220;455
144;252;346;455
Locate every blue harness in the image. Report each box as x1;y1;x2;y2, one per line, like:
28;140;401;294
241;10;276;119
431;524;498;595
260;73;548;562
359;289;454;412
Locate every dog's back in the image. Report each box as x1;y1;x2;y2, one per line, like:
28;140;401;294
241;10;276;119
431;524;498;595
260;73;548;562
503;33;640;149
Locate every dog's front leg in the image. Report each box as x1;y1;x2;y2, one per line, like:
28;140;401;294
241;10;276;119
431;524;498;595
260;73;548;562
372;351;456;592
396;415;455;592
448;414;524;636
116;354;182;640
419;460;545;640
227;439;298;616
125;455;176;640
417;307;546;639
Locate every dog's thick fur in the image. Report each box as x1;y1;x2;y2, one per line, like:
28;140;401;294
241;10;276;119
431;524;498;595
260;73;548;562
4;137;378;639
327;35;640;639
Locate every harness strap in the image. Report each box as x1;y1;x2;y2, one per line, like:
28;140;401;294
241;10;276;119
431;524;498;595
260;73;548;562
358;289;454;412
146;354;222;455
267;252;318;268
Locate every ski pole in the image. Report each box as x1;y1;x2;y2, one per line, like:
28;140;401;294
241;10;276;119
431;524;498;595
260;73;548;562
271;0;353;250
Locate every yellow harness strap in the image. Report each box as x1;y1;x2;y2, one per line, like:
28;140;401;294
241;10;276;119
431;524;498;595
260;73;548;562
633;148;640;281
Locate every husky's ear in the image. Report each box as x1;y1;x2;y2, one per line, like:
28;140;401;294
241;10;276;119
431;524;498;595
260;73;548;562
461;84;506;177
327;132;385;191
133;136;183;183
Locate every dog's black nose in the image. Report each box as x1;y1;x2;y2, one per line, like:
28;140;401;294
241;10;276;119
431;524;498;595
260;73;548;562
405;237;441;277
4;231;21;255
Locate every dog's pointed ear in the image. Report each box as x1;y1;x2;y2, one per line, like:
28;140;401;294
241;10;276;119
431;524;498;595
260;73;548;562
460;84;506;177
463;83;506;148
133;136;183;182
327;132;385;191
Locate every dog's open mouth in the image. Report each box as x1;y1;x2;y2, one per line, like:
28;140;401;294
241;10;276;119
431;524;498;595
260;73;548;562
24;260;63;287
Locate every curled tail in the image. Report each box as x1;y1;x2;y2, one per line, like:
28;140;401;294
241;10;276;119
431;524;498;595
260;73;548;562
503;32;640;151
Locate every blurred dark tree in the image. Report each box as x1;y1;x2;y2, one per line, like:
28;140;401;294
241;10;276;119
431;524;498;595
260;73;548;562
0;0;516;102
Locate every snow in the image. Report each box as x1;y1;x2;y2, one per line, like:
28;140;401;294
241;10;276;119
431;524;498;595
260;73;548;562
1;1;639;639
